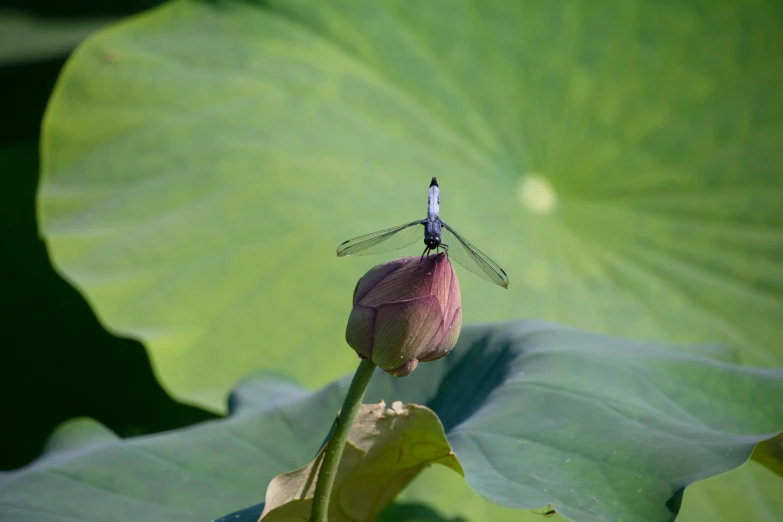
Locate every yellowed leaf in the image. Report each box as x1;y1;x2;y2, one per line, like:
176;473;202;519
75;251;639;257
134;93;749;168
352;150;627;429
259;401;462;522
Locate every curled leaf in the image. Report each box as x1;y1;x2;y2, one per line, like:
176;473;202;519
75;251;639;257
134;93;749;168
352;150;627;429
260;401;462;522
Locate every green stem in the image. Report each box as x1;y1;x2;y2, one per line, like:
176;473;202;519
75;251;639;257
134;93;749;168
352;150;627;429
311;358;376;522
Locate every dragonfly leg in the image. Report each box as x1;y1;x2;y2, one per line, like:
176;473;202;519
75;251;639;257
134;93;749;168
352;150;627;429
421;246;429;260
440;243;449;259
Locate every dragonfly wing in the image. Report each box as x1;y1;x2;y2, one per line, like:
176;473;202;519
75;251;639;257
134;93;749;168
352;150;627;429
336;220;426;257
440;221;509;288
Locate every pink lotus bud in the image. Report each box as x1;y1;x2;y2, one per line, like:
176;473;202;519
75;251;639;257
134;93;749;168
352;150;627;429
345;253;462;377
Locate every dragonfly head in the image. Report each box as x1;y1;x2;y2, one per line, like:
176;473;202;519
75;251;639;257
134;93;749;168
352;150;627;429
424;233;440;249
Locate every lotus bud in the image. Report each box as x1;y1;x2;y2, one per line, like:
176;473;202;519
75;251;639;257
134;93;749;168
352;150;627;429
345;253;462;377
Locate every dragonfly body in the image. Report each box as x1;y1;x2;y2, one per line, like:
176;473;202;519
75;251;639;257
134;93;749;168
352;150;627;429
424;178;443;253
337;177;509;288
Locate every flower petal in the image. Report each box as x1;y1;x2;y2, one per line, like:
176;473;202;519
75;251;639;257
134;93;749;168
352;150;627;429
360;256;442;307
388;358;419;377
429;253;455;313
420;306;462;362
371;295;443;373
353;259;407;304
345;305;376;359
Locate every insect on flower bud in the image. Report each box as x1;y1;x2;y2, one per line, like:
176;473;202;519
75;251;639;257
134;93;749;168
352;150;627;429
345;253;462;377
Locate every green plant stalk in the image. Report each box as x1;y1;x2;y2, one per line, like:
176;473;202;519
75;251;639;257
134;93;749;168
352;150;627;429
311;358;376;522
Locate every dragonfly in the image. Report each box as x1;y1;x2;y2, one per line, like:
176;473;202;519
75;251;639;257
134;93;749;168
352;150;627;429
336;177;509;288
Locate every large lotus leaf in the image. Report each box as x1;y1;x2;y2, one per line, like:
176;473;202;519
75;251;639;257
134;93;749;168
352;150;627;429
0;376;337;522
363;322;783;521
3;322;782;522
39;0;783;414
676;460;783;522
752;433;783;478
